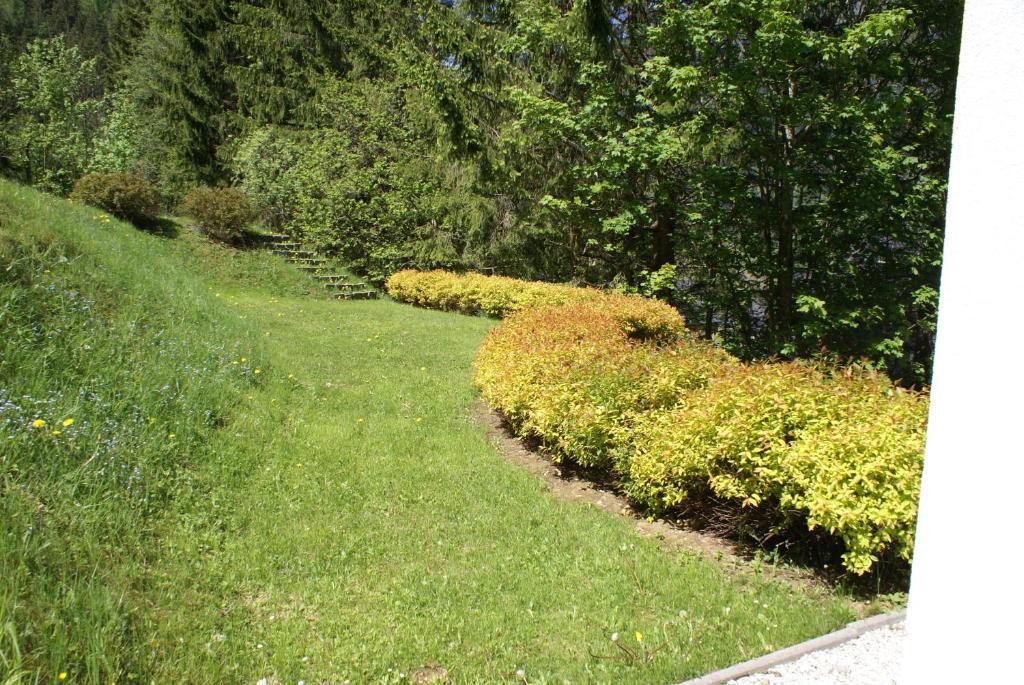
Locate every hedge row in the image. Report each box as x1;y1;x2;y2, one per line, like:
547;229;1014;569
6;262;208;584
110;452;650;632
390;269;928;574
475;306;926;576
385;269;685;341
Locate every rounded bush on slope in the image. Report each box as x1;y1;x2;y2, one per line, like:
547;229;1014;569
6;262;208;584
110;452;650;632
69;171;162;226
178;186;255;243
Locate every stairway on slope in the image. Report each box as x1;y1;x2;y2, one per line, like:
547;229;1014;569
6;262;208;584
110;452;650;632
257;233;378;300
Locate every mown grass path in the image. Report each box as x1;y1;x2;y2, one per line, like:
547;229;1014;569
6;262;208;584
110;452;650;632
144;289;852;684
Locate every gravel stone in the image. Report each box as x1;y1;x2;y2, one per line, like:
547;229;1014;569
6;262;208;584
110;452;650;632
727;622;905;685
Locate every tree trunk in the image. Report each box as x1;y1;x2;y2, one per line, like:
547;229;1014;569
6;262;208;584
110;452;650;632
775;179;795;348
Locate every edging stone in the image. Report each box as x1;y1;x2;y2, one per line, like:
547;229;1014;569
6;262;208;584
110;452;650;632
676;610;907;685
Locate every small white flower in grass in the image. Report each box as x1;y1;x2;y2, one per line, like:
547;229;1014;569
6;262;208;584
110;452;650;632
723;606;731;615
610;632;619;642
257;679;268;685
256;643;264;649
515;669;526;679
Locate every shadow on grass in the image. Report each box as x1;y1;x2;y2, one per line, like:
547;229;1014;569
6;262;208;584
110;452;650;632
140;216;181;238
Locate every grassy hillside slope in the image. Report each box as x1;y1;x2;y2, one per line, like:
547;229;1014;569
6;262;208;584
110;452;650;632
1;182;853;684
0;180;277;680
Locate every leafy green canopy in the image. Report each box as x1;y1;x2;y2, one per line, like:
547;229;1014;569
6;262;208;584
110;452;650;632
0;0;961;383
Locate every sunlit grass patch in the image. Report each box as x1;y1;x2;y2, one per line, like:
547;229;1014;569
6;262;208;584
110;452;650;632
2;181;856;684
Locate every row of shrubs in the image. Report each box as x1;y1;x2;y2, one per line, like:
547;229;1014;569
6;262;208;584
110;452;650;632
386;268;685;340
389;269;928;575
68;172;254;241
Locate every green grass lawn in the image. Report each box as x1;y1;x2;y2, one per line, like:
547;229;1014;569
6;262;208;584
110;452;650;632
1;181;854;684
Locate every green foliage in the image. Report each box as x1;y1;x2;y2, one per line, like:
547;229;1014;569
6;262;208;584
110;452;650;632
0;36;103;193
1;1;961;383
474;296;928;575
232;76;493;283
177;186;254;243
231;125;303;230
636;0;956;382
69;171;162;225
88;90;152;176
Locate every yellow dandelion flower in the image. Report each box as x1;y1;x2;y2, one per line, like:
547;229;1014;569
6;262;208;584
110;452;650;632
52;430;61;436
31;418;46;428
254;368;262;375
415;417;422;422
62;418;74;427
58;673;67;681
635;631;643;643
287;374;294;379
168;433;176;440
241;357;247;362
357;418;364;423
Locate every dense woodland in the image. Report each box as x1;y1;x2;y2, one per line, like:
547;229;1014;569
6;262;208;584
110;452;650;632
0;0;961;384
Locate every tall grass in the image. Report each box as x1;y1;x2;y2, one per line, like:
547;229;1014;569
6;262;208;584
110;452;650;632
0;181;262;681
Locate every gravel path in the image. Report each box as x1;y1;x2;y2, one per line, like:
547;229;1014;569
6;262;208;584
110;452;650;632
727;622;905;685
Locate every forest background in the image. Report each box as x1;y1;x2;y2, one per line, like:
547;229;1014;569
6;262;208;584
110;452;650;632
0;0;962;385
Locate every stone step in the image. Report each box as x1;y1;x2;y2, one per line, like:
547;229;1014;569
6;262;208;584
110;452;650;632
289;257;325;264
270;241;301;249
298;264;324;272
261;233;290;241
313;274;349;281
336;291;377;300
325;281;366;289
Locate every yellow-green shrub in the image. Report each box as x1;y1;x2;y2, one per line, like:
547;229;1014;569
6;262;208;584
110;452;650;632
475;303;729;469
474;295;929;575
780;386;927;573
622;364;927;574
386;269;685;342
